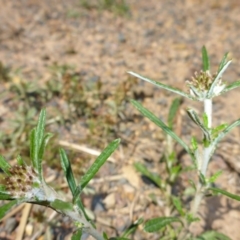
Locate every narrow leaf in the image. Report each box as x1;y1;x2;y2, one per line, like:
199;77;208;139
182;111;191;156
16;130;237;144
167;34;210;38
211;123;228;138
187;109;211;141
131;100;192;157
218;52;229;72
134;163;162;188
208;170;223;183
36;109;46;153
38;133;53;180
171;196;185;216
202;46;210;71
198;230;231;240
121;218;144;238
59;148;76;195
0;200;18;219
30;109;46;174
16;155;25;166
80;139;120;190
202;113;208;128
72;185;82;204
29;128;36;168
128;71;195;100
168;98;181;129
209;187;240;201
144;217;181;233
221;80;240;94
71;229;82;240
38;133;53;160
0;155;11;175
211;119;240;148
0;192;12;200
207;60;231;98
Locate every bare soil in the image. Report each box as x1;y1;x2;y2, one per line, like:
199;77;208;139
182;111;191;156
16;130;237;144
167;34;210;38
1;0;240;239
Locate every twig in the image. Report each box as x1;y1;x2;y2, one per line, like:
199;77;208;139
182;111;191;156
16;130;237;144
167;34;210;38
58;140;116;163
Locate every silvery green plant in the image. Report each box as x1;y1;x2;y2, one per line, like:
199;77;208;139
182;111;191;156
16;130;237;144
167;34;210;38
0;110;123;240
129;46;240;239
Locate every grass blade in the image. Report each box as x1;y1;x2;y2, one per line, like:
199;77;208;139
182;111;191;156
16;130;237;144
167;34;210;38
197;230;231;240
0;155;11;175
128;71;195;100
71;229;82;240
221;81;240;94
218;52;229;72
168;98;182;129
131;100;192;157
209;187;240;201
134;162;162;188
207;60;231;98
30;109;46;176
59;148;76;195
144;217;181;233
80;139;120;190
0;200;18;219
202;46;210;71
187;109;211;142
212;119;240;148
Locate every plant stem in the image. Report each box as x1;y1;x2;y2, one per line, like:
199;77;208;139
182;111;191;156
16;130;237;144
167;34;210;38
179;99;213;240
201;98;212;175
192;99;212;210
204;99;212;128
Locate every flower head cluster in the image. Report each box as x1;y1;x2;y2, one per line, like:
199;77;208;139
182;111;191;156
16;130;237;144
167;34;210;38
186;70;226;100
1;164;42;200
189;71;213;91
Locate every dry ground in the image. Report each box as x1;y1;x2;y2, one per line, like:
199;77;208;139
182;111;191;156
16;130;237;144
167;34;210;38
1;0;240;239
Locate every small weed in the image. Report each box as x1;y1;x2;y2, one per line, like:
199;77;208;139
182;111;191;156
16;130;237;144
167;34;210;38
79;0;130;16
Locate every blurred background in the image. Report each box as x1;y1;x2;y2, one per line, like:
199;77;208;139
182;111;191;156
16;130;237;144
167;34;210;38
0;0;240;239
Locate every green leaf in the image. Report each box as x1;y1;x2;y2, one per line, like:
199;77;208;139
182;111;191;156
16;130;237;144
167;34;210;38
0;200;18;219
121;218;144;238
0;191;12;200
16;155;25;166
167;98;182;129
197;230;231;240
202;46;210;72
208;170;223;183
109;238;131;240
199;172;207;185
29;128;36;168
187;109;211;142
144;217;181;233
103;232;108;240
209;187;240;201
218;52;229;72
59;149;91;222
221;80;240;94
38;133;53;161
207;60;231;98
0;155;11;175
49;199;73;212
211;119;240;149
59;148;76;195
80;139;120;190
134;162;162;188
131;100;192;158
128;71;195;100
171;196;185;216
72;185;82;204
211;123;228;138
30;109;46;177
71;229;82;240
188;179;196;191
191;137;198;151
202;113;208;128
